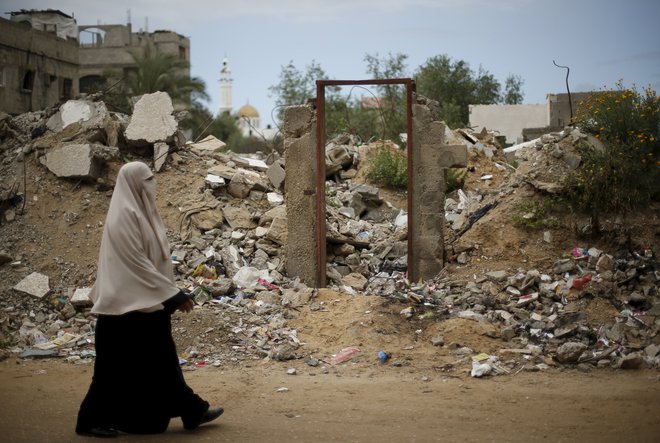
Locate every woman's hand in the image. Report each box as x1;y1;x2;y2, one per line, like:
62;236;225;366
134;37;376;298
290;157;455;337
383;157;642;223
177;298;194;313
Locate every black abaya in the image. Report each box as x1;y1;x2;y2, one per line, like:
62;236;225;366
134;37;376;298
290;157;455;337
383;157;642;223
76;304;208;434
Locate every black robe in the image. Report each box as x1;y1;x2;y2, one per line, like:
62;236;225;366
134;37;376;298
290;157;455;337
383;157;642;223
76;292;208;434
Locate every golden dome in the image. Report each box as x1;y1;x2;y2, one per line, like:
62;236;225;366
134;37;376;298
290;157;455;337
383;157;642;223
236;103;259;118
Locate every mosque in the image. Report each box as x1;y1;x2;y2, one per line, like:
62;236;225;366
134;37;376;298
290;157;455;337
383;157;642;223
218;58;279;140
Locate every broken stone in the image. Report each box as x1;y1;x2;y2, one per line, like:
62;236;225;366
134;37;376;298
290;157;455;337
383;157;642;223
644;344;660;358
267;192;284;206
44;143;102;180
204;174;225;187
228;169;268;199
281;287;314;308
125;92;177;146
617;353;644;370
46;99;109;132
222;206;256;230
501;327;516;340
596;254;614;273
554;324;578;338
431;336;445;346
154;142;169;172
486;270;508;282
553;259;575;274
266;214;287;246
70;287;92;307
232;155;269;172
556;342;587;363
13;272;50;298
207;163;237;181
188;134;226;156
342;273;368;291
266;160;285;189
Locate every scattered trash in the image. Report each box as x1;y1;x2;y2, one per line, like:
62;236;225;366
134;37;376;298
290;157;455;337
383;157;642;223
191;286;213;305
323;347;360;365
377;351;390;363
569;273;592;289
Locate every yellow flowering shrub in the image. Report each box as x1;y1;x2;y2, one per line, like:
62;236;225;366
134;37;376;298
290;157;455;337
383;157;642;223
566;80;659;218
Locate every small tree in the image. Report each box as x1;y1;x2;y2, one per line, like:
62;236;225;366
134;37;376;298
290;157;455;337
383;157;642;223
364;52;409;143
98;43;208;113
503;74;525;105
415;54;523;128
268;60;340;122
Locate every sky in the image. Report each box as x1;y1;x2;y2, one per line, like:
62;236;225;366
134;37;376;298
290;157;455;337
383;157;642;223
3;0;659;127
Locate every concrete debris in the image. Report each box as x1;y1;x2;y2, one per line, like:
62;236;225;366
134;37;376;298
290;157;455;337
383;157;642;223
125;92;178;146
0;97;657;377
43;143;103;180
187;134;226;156
13;272;50;298
46;99;109;133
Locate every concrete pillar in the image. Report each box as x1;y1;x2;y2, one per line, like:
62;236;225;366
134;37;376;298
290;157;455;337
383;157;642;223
283;105;320;286
410;95;467;282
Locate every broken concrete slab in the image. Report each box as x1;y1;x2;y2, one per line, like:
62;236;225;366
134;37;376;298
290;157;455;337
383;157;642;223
222;206;256;230
266;213;288;245
267;192;284;206
207;163;236;180
125;92;178;146
267;160;286;189
204;174;226;188
187;134;226;156
46;99;109;132
228;168;269;199
43;143;102;180
70;287;92;307
556;342;587;363
154;142;169;172
13;272;50;298
233;155;269;172
281;287;314;307
342;272;368;291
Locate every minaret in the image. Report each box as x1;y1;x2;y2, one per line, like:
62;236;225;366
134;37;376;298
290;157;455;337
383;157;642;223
218;57;233;116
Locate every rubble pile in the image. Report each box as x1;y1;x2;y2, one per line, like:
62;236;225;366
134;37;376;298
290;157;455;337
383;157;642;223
0;93;657;376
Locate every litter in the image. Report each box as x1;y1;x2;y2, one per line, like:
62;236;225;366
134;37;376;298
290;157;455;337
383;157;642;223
323;346;360;365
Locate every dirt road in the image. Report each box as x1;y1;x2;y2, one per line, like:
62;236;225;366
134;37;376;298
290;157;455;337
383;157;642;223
1;358;658;443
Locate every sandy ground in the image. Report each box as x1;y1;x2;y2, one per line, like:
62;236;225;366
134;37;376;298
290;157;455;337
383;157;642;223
0;358;659;443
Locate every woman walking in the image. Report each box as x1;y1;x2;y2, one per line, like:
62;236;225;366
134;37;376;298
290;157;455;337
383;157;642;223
76;162;222;437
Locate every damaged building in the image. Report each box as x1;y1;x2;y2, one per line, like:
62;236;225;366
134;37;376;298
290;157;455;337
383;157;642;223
0;8;192;115
0;9;79;114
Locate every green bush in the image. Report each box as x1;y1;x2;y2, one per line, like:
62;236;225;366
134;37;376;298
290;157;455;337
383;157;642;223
366;148;408;189
446;168;467;193
566;81;659;219
512;199;563;230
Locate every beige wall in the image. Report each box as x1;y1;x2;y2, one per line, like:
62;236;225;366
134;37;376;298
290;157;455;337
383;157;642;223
469;103;548;145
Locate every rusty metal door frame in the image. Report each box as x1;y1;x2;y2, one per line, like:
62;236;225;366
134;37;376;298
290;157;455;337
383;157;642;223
315;78;416;287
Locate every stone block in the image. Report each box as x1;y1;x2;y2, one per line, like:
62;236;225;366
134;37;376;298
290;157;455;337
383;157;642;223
45;143;101;180
267;160;286;189
125;92;177;146
13;272;50;298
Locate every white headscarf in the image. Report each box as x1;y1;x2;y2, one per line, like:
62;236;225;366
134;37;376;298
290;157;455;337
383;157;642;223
89;162;179;315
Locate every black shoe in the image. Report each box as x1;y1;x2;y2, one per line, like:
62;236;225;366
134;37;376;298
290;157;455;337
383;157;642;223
75;427;119;438
184;407;224;430
200;407;224;425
